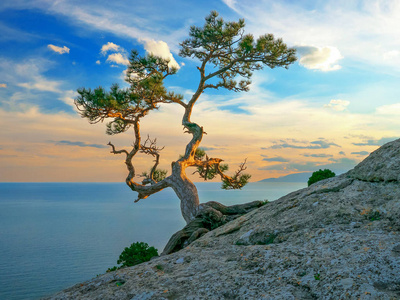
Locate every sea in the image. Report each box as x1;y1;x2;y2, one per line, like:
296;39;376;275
0;181;306;300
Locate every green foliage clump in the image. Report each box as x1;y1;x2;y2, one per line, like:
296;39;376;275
118;242;158;268
107;242;158;272
194;148;206;161
194;148;229;180
141;169;168;183
307;169;336;186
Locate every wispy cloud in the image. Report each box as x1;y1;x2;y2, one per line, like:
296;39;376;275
261;155;289;162
58;90;77;108
48;44;70;54
201;146;218;151
302;153;333;158
18;80;61;93
376;103;400;115
270;140;340;149
53;140;108;149
0;58;77;114
0;83;6;88
1;58;63;94
351;151;369;156
0;21;39;42
352;137;398;146
259;161;317;171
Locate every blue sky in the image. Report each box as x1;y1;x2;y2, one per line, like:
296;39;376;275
0;0;399;182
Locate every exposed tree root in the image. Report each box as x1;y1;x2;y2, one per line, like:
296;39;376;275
161;200;264;255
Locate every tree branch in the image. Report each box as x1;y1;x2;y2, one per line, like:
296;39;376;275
140;135;165;184
127;178;171;202
107;142;129;157
218;159;251;189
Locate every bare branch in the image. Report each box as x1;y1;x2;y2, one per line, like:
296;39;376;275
140;135;165;154
140;135;165;184
107;142;129;156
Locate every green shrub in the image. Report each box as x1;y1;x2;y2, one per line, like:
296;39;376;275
117;242;158;268
308;169;336;186
107;241;158;272
106;266;118;273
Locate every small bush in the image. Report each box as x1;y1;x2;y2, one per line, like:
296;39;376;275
107;241;158;272
308;169;336;186
117;242;158;268
106;266;118;273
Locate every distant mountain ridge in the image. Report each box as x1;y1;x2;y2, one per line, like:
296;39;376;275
259;172;312;183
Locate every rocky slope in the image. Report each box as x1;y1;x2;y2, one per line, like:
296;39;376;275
46;139;400;299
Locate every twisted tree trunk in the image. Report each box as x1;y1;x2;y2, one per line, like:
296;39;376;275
168;161;200;223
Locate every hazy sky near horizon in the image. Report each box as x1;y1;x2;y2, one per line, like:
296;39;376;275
0;0;399;182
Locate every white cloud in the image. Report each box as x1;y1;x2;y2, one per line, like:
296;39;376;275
376;103;400;115
383;50;400;61
0;83;6;88
106;53;129;66
100;42;122;55
324;99;350;111
142;39;180;69
96;60;101;65
100;42;131;66
47;44;70;54
100;39;180;69
297;46;343;71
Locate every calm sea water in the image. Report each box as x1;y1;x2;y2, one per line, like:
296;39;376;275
0;182;306;300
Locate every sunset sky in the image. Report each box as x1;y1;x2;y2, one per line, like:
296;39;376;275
0;0;399;182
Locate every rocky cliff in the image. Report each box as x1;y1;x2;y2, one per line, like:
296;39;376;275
46;139;400;299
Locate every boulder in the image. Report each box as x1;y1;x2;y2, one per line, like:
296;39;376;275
46;139;400;299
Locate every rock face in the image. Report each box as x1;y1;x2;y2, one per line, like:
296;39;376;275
46;139;400;299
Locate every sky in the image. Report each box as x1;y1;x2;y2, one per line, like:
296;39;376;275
0;0;399;182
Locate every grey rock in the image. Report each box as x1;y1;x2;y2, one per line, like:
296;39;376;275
347;138;400;182
45;139;400;300
174;257;184;264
